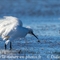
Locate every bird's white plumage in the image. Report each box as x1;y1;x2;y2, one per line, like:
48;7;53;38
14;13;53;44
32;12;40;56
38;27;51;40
0;16;37;46
0;16;22;41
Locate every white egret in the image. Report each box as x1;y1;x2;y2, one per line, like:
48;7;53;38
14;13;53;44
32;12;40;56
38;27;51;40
0;16;39;50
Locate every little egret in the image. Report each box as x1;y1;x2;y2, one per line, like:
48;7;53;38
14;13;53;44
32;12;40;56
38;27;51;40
0;16;39;50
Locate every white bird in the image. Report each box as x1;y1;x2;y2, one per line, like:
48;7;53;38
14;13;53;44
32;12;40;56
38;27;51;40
0;16;39;50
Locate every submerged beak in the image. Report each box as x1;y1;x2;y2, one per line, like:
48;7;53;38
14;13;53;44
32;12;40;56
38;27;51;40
31;32;38;39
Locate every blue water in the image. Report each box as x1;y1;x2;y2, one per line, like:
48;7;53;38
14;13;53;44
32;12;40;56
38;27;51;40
0;0;60;60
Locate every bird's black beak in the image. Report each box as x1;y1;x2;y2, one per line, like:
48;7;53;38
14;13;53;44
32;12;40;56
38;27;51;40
31;32;40;42
31;32;38;39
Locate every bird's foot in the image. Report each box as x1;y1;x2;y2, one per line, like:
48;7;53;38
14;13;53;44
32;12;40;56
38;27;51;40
18;50;21;54
37;40;40;43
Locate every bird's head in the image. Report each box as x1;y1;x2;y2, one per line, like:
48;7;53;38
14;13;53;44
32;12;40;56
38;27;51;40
26;26;40;42
28;28;38;40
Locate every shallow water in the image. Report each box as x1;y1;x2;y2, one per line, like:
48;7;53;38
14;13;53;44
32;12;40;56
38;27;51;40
0;18;60;60
0;0;60;60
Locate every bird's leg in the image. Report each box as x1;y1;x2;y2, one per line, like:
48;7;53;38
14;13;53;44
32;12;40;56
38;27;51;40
10;42;12;50
5;44;7;50
4;36;9;50
5;40;10;50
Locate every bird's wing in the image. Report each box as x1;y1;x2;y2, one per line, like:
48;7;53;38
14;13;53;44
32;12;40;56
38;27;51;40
0;16;22;39
3;16;23;26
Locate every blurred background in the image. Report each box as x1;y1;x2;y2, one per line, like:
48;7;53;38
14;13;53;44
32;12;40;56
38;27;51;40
0;0;60;22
